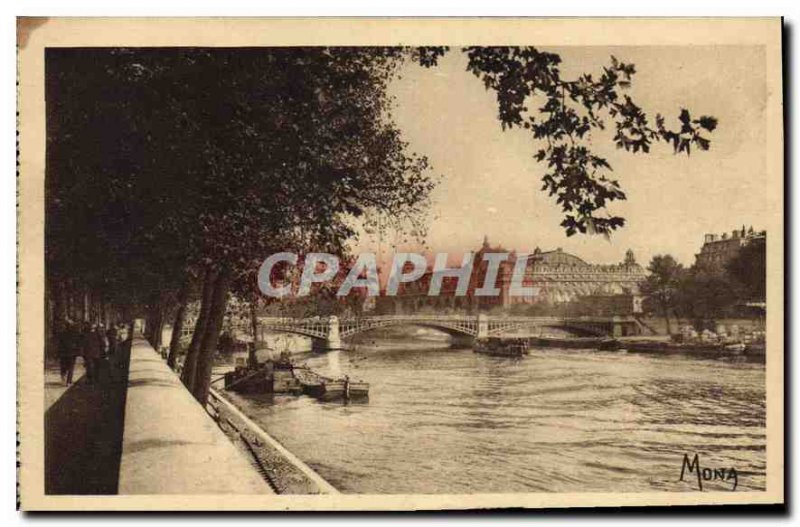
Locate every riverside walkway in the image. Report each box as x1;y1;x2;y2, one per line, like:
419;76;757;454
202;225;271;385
44;336;272;495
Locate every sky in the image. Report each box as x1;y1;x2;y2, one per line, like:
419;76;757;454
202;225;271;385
354;45;768;271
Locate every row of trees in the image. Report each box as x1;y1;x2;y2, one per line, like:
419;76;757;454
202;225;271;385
46;46;714;404
641;237;766;333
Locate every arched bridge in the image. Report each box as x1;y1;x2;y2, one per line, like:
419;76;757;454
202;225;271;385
258;314;643;350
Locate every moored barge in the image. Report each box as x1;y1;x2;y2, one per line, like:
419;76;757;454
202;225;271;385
225;359;369;401
474;337;529;357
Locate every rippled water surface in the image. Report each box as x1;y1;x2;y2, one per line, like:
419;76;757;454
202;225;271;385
226;335;766;494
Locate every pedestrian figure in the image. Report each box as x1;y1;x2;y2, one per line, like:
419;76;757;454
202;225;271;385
96;324;110;382
106;324;118;358
57;319;78;385
82;323;102;384
115;323;127;374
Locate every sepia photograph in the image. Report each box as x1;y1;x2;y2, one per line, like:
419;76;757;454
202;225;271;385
16;17;784;511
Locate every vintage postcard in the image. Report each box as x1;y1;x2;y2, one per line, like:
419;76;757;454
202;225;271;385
17;17;784;510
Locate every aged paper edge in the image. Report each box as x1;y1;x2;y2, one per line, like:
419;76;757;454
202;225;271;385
17;17;784;511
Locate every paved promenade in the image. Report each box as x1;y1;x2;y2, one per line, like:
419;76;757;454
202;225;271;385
44;337;272;495
118;338;271;494
45;358;86;411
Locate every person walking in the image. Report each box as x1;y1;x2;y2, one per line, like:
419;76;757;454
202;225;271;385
96;324;110;382
106;324;118;358
82;323;101;384
57;319;78;385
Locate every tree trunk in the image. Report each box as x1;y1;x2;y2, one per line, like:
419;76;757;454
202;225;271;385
167;281;190;370
154;305;166;350
53;279;66;323
151;310;159;348
81;290;88;322
45;277;54;357
662;304;672;335
89;291;97;324
146;302;163;348
70;282;78;320
103;300;111;328
181;269;216;391
71;285;79;320
191;266;232;405
144;307;154;343
248;300;259;367
64;281;73;320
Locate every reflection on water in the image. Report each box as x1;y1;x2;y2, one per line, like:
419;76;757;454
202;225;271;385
225;335;766;494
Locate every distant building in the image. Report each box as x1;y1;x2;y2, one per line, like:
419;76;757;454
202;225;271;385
695;226;766;273
379;237;646;315
570;293;644;317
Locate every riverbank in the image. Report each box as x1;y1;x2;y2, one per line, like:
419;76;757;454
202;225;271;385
202;361;339;494
208;388;338;495
522;334;764;360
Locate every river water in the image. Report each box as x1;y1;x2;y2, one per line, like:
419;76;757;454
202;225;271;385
226;329;766;494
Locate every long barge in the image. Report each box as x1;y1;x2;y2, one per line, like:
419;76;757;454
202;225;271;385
528;336;613;350
223;358;369;400
474;337;529;357
527;335;764;358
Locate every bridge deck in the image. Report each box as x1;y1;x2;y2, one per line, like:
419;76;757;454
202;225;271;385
258;314;639;341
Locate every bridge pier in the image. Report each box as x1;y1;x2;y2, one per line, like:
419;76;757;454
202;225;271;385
611;317;623;337
610;316;641;337
325;315;343;351
476;314;489;340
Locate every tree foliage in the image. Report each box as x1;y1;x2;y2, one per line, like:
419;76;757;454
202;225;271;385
640;254;684;331
726;236;766;301
454;48;717;236
675;270;739;324
642;241;766;332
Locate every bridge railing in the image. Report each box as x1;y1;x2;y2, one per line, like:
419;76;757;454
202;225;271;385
256;314;636;334
259;315;482;323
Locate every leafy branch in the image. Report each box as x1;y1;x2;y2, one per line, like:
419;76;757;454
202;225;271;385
420;47;718;236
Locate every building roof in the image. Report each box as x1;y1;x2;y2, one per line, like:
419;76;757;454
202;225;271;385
531;249;589;266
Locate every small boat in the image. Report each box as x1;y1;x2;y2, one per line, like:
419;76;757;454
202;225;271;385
745;341;766;356
224;364;273;393
272;368;302;394
597;338;624;351
345;377;370;399
474;337;529;357
529;336;606;349
318;378;346;401
724;342;747;353
317;376;371;401
293;366;327;396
